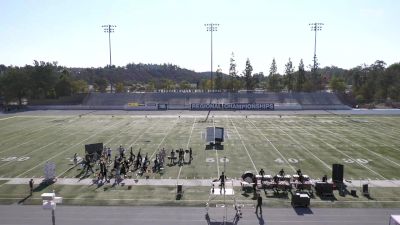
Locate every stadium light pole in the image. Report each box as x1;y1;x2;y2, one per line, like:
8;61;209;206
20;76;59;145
205;23;219;91
309;22;323;72
102;24;116;92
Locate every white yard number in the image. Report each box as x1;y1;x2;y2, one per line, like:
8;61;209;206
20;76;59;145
1;156;30;162
206;158;229;163
342;158;369;164
275;158;299;164
17;157;30;161
220;158;229;163
206;158;215;163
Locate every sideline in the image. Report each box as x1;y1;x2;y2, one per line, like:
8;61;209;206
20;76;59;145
2;177;400;188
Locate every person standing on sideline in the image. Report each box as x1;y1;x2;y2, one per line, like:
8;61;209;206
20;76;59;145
256;194;262;214
189;147;193;164
29;179;34;195
219;172;226;193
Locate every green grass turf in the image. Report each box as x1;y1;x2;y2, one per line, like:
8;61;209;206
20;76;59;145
1;114;400;206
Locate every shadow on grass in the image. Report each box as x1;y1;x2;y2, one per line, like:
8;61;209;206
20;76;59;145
256;213;265;225
265;191;289;199
33;180;55;192
318;195;337;202
363;194;374;200
18;195;31;205
241;193;250;197
18;180;55;204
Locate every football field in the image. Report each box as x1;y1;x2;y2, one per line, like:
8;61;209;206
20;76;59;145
0;112;400;206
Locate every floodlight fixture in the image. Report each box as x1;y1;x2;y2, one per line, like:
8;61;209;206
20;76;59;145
101;24;116;92
309;22;324;72
204;23;219;91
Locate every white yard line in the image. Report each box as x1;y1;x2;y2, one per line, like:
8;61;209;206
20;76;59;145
149;118;180;160
15;118;130;178
57;118;144;177
341;117;400;144
0;116;47;132
0;120;66;149
367;117;400;135
291;120;386;179
229;118;258;172
0;118;82;155
330;118;400;153
0;115;81;147
343;127;400;153
0;132;77;169
259;119;331;170
127;118;162;150
213;117;220;176
304;119;400;168
0;116;17;121
177;117;197;180
186;117;196;149
0;118;91;168
247;119;296;173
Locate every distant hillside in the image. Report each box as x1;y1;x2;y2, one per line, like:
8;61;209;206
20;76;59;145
69;63;210;84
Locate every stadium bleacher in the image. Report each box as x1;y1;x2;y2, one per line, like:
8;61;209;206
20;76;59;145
80;92;350;110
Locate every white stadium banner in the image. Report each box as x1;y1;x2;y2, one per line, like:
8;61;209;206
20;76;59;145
190;103;274;110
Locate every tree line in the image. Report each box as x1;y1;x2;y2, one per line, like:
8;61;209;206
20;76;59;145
1;57;399;106
0;61;88;106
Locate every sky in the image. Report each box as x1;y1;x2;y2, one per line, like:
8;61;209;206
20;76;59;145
1;0;399;74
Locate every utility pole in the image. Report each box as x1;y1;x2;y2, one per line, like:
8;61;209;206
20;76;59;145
309;22;323;73
102;24;116;93
204;23;219;91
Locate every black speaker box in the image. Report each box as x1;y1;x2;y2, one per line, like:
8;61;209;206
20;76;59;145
332;164;344;183
85;143;103;155
315;182;333;196
363;184;369;194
